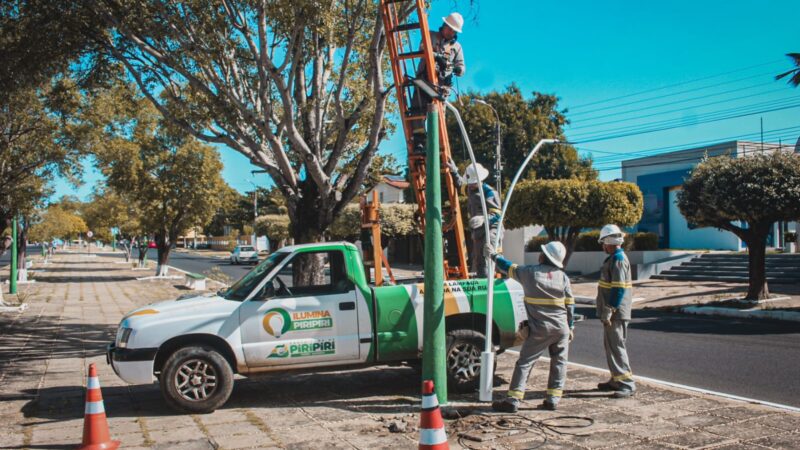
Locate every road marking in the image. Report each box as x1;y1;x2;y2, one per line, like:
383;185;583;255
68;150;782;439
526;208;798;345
505;349;800;413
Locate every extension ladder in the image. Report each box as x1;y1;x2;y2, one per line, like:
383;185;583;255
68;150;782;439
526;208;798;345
379;0;469;280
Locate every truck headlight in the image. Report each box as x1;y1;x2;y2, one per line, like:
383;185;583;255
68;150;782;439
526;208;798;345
117;327;133;348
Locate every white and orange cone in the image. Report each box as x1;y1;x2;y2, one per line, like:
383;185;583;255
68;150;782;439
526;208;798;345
419;380;449;450
79;363;120;450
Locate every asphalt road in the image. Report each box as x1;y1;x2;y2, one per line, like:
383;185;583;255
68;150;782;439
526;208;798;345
569;306;800;408
125;248;255;281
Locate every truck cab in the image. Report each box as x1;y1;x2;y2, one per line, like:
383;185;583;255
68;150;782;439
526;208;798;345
108;242;525;413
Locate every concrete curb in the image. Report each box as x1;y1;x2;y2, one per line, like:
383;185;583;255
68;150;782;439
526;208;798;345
680;305;800;322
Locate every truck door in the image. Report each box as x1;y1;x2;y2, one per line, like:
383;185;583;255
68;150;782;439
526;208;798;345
239;250;361;368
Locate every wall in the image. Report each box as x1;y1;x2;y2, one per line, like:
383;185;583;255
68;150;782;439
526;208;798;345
369;183;404;204
667;190;742;250
524;250;698;279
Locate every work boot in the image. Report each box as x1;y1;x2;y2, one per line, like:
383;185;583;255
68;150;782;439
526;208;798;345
491;398;519;413
540;400;557;411
612;389;636;399
597;381;618;391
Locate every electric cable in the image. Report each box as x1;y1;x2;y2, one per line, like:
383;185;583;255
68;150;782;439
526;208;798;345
455;412;594;449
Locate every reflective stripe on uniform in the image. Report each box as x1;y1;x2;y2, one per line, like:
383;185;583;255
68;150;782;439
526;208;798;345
613;371;634;382
598;281;632;289
524;297;566;307
509;264;517;280
85;400;105;415
564;297;575;305
508;389;525;399
546;388;563;397
419;428;448;445
489;208;502;215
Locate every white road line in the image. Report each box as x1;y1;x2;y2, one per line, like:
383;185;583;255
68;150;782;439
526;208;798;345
505;349;800;413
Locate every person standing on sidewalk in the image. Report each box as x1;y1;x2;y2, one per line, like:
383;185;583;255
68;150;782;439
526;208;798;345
489;241;575;412
596;224;636;398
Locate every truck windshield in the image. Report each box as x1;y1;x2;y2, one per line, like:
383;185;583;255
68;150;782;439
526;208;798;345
219;252;288;301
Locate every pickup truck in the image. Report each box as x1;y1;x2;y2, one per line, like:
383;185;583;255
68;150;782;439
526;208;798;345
107;242;527;413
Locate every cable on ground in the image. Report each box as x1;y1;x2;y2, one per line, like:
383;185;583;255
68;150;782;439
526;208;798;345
454;411;594;449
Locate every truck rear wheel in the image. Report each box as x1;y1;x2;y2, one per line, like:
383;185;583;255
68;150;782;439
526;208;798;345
446;329;488;393
160;345;234;414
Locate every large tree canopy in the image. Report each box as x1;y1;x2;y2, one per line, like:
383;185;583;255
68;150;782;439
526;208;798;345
447;85;596;188
677;151;800;300
91;0;393;246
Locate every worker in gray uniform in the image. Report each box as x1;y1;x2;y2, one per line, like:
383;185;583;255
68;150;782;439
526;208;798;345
410;12;466;153
447;159;500;277
596;224;636;397
488;241;575;412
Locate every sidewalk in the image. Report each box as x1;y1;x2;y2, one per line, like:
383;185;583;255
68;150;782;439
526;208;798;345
0;254;798;449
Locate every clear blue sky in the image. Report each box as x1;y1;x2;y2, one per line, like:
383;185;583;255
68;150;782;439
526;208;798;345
56;0;800;199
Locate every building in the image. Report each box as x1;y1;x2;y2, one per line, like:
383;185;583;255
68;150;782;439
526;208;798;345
622;140;798;250
366;175;408;204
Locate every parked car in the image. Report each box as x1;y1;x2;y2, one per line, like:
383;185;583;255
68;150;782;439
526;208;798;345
230;245;259;265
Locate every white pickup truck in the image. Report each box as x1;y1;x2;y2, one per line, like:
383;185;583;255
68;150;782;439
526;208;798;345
108;242;526;413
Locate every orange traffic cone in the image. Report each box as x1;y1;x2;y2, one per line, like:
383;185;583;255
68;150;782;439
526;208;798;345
79;363;120;450
419;380;449;450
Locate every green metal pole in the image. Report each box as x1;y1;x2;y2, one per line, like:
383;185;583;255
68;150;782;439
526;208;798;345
422;105;447;404
10;216;18;294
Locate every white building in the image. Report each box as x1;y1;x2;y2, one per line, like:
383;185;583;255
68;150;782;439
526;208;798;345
622;140;798;250
366;175;408;204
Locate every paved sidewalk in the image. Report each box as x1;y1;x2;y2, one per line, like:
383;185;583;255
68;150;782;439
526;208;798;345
1;254;799;449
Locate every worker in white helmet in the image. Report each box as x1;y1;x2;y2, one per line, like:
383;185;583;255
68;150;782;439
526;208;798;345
410;12;466;153
487;241;575;412
447;159;500;277
596;224;636;397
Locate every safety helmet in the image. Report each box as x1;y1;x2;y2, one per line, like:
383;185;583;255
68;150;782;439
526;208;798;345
598;224;625;243
464;163;489;184
541;241;567;269
442;12;464;33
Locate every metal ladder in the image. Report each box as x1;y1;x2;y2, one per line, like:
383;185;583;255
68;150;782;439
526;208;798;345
379;0;469;280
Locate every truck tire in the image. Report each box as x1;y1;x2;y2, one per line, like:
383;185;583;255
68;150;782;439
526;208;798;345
160;345;234;414
446;329;488;393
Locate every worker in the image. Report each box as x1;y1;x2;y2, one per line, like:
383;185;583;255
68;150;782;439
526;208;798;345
595;224;636;398
410;12;466;153
447;159;500;277
488;241;575;412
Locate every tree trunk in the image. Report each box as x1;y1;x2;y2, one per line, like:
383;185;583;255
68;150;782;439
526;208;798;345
743;230;769;301
16;218;28;282
137;239;147;268
561;227;582;267
155;233;171;277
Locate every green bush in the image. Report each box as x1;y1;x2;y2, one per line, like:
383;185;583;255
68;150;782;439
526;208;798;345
632;232;659;250
525;236;549;252
574;231;602;252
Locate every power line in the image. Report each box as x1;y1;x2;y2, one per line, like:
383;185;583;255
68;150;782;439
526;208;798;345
568;69;780;117
567;59;784;110
582;125;800;162
570;99;800;143
568;84;785;130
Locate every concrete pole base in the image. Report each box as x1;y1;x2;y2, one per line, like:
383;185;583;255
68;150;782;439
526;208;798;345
479;351;495;402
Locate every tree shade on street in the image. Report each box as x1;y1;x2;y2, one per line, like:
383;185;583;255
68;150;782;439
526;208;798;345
677;151;800;300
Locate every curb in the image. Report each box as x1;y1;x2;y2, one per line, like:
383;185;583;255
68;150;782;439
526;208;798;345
679;305;800;323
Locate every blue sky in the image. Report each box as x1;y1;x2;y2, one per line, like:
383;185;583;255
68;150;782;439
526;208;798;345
56;0;800;198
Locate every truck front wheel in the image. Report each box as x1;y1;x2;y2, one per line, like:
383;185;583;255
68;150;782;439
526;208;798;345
446;329;488;393
160;345;234;414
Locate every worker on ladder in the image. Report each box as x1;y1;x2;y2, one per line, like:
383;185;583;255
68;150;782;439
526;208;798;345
447;159;500;277
411;12;466;154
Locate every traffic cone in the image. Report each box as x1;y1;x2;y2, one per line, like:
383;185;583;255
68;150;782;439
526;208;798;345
79;363;120;450
419;380;449;450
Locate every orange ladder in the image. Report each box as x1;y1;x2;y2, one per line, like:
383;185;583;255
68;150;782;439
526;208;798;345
379;0;469;280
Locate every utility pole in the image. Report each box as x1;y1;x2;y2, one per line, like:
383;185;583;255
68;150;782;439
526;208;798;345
422;105;447;404
472;99;502;194
10;217;18;295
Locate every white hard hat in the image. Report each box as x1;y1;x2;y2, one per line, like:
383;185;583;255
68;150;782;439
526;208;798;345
465;163;489;184
541;241;567;269
442;12;464;33
598;224;625;243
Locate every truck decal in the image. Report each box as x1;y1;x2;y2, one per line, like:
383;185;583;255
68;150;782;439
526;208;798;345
267;338;336;359
262;308;333;337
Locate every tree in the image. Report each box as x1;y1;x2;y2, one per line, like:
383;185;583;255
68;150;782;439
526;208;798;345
81;189;143;261
328;203;418;241
677;152;800;300
95;99;227;276
447;85;596;187
506;179;643;264
775;53;800;87
28;205;87;242
90;0;397;283
255;214;291;250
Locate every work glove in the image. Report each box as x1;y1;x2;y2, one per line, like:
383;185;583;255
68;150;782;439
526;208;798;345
569;328;575;342
513;320;530;346
600;307;615;327
484;242;496;260
446;157;459;174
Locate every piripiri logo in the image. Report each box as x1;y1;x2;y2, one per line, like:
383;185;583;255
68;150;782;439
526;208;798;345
267;339;336;359
262;308;333;337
